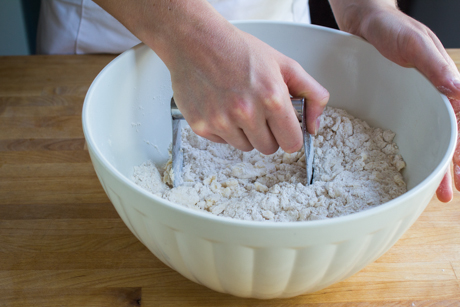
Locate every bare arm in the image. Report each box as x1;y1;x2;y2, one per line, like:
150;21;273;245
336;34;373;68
330;0;460;202
94;0;329;154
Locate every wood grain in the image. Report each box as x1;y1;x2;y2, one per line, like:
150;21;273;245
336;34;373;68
0;51;460;306
0;288;141;307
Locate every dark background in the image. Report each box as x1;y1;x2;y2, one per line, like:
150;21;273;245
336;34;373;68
310;0;460;48
4;0;460;55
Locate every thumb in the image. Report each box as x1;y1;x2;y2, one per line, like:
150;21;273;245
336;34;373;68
282;60;330;135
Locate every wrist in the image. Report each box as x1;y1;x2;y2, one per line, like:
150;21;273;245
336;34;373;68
140;4;240;73
329;0;397;38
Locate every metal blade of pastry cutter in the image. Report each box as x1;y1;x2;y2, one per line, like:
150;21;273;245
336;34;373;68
171;97;314;187
291;97;315;185
171;97;184;188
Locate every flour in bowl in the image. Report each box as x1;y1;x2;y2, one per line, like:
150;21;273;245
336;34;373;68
132;107;407;222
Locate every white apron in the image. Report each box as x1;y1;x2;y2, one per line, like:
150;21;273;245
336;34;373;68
37;0;310;55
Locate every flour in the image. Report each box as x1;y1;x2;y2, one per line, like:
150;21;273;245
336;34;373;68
132;107;407;222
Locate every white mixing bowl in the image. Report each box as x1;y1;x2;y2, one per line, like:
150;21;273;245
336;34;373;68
82;22;456;299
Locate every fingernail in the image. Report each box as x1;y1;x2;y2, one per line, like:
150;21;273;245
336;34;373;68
315;118;321;135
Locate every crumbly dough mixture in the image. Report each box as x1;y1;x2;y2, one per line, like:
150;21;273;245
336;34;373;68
132;107;407;222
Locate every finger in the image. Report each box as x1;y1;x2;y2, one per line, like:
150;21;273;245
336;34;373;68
219;128;255;152
188;118;232;144
191;128;228;144
454;163;460;192
452;131;460;191
281;60;329;135
427;31;458;76
263;93;303;154
410;32;460;100
242;122;279;155
436;169;453;202
229;97;281;154
449;98;460;192
200;115;254;151
239;114;280;155
207;134;228;144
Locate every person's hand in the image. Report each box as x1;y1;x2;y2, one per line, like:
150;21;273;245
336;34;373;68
169;26;329;155
95;0;329;155
330;0;460;202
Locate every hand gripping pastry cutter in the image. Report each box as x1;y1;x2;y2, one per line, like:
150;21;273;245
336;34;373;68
170;97;314;187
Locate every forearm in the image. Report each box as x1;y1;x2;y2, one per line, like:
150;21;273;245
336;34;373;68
329;0;397;37
94;0;329;154
93;0;237;70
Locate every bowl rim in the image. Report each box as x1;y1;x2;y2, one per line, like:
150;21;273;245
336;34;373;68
82;20;457;229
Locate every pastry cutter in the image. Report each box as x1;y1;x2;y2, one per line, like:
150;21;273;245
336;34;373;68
171;97;314;188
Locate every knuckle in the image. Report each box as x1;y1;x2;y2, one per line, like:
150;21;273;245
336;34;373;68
431;63;455;91
317;88;330;107
306;87;330;108
230;99;255;122
263;91;286;113
439;62;456;78
423;26;437;39
289;59;303;71
189;120;210;137
282;59;299;76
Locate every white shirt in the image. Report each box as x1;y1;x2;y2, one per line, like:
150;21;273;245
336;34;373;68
37;0;310;55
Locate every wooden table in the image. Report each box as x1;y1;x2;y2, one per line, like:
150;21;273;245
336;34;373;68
1;51;460;306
